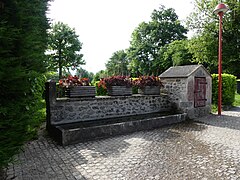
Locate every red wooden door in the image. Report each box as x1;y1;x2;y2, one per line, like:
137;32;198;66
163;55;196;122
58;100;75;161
194;77;207;107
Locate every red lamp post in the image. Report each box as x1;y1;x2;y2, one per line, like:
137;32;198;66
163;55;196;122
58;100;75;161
213;3;229;115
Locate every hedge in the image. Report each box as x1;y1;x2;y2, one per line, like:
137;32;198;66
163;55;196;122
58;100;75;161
0;0;49;173
212;74;236;106
0;72;46;170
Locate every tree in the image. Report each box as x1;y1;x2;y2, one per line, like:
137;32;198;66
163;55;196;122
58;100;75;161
187;0;240;77
0;0;49;170
47;22;85;79
92;70;108;82
188;31;218;73
156;40;193;71
105;50;129;76
76;67;94;82
128;6;188;75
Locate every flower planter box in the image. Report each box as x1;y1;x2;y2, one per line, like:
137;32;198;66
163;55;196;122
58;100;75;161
65;86;96;98
107;86;132;96
138;86;160;95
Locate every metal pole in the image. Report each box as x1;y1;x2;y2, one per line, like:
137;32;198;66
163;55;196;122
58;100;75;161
218;12;223;115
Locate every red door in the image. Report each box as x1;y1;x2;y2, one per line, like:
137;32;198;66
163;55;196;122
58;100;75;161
194;77;207;107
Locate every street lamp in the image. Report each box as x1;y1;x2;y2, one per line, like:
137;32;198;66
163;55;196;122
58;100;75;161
213;3;229;115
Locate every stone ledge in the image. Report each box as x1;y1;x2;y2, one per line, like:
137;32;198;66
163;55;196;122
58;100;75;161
49;112;187;146
56;94;167;102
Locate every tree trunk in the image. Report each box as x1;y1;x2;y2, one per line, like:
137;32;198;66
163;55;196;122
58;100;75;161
58;48;62;79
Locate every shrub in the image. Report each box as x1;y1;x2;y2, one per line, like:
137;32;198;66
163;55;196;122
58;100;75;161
45;71;59;81
0;72;46;169
212;73;236;106
0;0;49;174
94;81;107;96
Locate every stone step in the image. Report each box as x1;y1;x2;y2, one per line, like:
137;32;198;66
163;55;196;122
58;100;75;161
49;112;186;146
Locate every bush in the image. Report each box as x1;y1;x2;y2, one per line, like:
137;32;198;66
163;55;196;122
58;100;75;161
0;72;46;170
0;0;49;175
212;73;236;106
94;81;107;96
45;71;59;81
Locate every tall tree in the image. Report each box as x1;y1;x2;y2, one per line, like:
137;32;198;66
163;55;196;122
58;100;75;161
0;0;49;170
156;40;193;71
128;5;188;75
187;0;240;77
105;50;129;76
47;22;85;79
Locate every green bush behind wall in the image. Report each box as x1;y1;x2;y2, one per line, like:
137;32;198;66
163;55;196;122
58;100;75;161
212;74;236;106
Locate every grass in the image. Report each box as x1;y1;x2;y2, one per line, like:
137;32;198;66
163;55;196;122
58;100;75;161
211;104;218;113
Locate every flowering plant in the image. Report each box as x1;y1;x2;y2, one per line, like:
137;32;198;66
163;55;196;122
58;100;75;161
99;76;132;88
133;76;163;89
59;75;90;88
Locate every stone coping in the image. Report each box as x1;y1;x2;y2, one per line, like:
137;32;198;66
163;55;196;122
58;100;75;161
56;94;168;102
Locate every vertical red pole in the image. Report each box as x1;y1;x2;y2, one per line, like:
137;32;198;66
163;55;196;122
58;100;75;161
218;12;223;115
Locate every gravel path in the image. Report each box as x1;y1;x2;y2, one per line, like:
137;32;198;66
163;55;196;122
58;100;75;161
6;107;240;179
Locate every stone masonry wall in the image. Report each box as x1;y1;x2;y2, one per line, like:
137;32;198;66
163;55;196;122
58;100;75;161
50;95;172;125
161;75;211;119
161;78;187;112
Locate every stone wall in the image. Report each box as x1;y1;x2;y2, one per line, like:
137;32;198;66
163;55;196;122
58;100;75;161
161;75;212;119
161;78;187;111
50;95;172;125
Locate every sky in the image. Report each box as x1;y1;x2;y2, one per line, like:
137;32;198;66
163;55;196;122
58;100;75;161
47;0;194;74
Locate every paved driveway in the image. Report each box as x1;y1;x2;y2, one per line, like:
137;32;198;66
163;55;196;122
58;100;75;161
6;107;240;179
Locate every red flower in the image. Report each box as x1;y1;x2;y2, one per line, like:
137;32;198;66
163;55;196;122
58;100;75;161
133;76;163;89
59;75;90;88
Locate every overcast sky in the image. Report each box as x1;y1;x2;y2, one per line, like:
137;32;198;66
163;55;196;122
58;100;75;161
47;0;194;74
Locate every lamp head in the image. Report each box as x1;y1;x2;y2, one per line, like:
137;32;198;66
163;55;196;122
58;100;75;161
213;3;229;15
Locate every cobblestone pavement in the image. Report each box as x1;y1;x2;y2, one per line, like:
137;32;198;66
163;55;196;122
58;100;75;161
6;107;240;179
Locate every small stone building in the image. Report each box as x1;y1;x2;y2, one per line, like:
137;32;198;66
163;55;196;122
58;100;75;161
159;65;212;119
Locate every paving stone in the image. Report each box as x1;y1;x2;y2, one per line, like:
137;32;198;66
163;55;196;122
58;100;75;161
5;107;240;179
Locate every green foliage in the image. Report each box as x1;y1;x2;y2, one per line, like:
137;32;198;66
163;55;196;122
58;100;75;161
45;71;59;81
158;40;193;70
0;72;47;169
132;86;138;94
91;70;108;96
47;22;85;79
76;67;94;82
128;5;187;76
92;70;108;83
233;93;240;106
26;72;47;138
94;81;107;96
188;33;218;73
187;0;240;77
0;0;49;170
212;74;236;106
211;104;218;113
105;50;129;76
